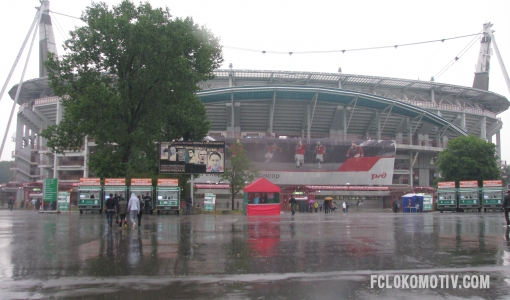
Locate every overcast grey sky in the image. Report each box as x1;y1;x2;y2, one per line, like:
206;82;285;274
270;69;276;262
0;0;509;161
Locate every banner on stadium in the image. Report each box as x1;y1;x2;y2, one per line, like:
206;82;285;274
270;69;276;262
193;138;396;186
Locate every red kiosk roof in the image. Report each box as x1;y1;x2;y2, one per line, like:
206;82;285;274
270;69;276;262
243;178;281;193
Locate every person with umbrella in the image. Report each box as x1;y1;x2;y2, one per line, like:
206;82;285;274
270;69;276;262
324;197;333;214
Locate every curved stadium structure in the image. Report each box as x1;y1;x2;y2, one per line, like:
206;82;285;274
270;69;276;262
8;68;508;208
3;4;509;208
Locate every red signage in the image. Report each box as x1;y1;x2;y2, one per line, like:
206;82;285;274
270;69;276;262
305;185;390;191
130;178;152;186
482;180;502;187
459;180;478;188
157;178;179;186
437;181;455;189
195;184;231;189
79;178;101;186
104;178;126;186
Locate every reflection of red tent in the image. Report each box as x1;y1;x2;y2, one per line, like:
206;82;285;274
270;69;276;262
247;221;281;257
244;178;281;216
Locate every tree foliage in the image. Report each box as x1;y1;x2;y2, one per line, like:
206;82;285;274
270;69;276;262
221;140;259;209
41;0;223;178
435;135;500;184
0;161;13;184
501;165;510;188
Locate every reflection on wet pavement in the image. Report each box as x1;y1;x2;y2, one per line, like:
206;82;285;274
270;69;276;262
0;210;509;299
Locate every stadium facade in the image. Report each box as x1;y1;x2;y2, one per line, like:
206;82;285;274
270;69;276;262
3;4;508;208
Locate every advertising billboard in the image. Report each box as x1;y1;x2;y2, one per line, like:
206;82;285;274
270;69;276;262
160;141;225;174
196;137;396;186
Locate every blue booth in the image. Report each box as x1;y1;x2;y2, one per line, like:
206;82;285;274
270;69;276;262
401;193;424;213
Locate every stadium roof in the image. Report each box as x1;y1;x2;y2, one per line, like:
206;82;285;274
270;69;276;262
9;70;510;114
198;85;468;139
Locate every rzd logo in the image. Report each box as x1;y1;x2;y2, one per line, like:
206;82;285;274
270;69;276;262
371;173;387;180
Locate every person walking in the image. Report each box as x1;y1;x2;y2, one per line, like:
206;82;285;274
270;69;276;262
137;195;144;227
127;193;140;229
290;195;297;215
7;197;14;211
113;194;119;224
342;202;346;213
313;201;319;213
503;190;510;227
186;195;192;215
117;196;128;229
104;194;117;227
345;201;349;213
143;192;151;214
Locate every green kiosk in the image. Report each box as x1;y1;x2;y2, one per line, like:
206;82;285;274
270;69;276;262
78;178;102;214
104;178;127;206
482;179;504;212
458;180;481;212
437;181;457;213
156;178;180;215
129;178;154;214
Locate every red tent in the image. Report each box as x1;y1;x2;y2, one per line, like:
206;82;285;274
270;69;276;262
244;178;281;216
244;178;281;193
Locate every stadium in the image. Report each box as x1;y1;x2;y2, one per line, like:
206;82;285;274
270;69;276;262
2;3;509;209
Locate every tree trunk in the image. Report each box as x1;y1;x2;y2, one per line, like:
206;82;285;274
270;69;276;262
231;186;235;211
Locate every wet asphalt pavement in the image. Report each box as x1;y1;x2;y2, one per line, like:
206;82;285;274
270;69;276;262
0;208;509;300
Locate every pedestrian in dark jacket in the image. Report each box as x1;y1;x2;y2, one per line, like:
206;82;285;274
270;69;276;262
186;196;192;215
104;194;117;227
137;195;144;227
7;197;14;211
290;196;297;215
118;197;128;228
504;190;510;226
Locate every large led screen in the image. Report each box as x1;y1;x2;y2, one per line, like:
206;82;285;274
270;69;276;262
160;141;226;174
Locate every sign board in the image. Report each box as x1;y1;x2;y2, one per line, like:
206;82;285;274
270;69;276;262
105;178;126;186
438;181;456;189
459;180;478;188
131;178;152;186
79;178;101;186
483;180;502;187
204;193;216;211
190;137;396;185
157;178;179;186
58;191;70;211
422;194;433;211
43;178;58;202
160;141;226;174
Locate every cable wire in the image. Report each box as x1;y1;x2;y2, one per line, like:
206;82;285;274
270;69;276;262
223;33;481;55
50;10;84;21
434;32;482;79
50;12;69;42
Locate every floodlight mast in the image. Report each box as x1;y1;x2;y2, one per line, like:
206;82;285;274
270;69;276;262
487;25;510;95
0;10;41;105
0;1;58;160
473;23;510;95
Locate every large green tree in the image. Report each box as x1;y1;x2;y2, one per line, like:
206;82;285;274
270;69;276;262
41;1;223;178
0;161;13;184
221;140;259;210
435;135;500;184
